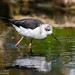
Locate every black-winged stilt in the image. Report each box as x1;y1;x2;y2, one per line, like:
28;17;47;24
0;17;61;50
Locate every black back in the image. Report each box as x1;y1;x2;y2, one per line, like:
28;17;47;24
9;18;44;29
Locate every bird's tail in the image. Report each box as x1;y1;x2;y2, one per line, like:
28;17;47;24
0;17;10;22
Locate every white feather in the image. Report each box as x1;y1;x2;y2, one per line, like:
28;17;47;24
12;24;52;40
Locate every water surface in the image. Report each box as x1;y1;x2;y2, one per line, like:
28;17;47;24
0;18;75;75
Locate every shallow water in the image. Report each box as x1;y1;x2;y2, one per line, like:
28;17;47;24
0;21;75;75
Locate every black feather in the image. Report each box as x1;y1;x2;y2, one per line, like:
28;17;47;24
0;17;10;22
0;17;44;29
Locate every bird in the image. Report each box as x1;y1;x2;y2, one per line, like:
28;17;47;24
0;17;61;53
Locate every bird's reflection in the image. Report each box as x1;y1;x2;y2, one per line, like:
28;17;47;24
16;45;33;57
16;46;23;56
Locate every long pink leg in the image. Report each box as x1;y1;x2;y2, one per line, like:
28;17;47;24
28;39;32;48
28;39;33;54
15;36;24;46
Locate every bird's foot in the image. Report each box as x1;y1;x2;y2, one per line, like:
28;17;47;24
15;44;18;47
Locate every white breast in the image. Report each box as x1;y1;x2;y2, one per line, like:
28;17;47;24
13;25;47;40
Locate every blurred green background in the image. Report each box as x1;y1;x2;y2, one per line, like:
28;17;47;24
0;0;75;75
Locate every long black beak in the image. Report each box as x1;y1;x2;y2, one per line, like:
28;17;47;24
51;34;62;45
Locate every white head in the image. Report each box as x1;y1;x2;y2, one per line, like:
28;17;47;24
41;24;62;44
42;24;53;35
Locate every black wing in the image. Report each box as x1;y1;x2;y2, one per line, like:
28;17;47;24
9;18;44;29
0;17;44;29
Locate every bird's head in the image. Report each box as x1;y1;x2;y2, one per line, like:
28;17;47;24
44;24;53;35
43;24;62;44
